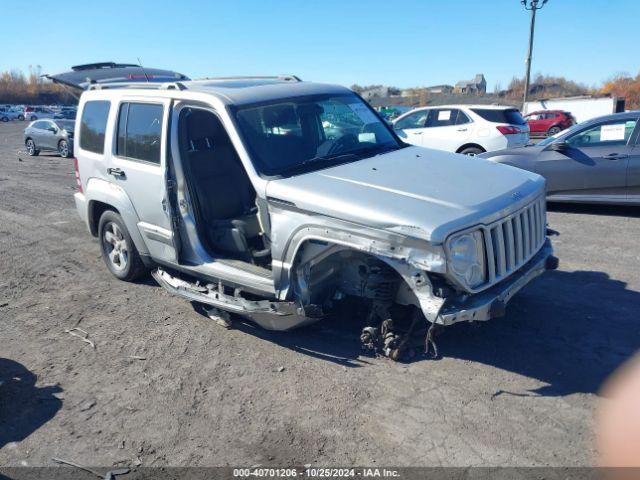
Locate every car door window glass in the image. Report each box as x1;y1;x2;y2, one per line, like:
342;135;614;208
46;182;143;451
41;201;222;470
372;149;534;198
428;109;459;127
116;102;163;164
455;110;471;125
80;101;111;154
567;119;637;148
32;121;47;129
395;110;429;130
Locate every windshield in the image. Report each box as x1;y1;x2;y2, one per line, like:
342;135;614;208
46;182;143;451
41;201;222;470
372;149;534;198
233;93;403;176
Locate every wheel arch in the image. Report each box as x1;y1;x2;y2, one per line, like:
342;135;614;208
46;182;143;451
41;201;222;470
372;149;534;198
281;237;445;323
456;143;486;154
84;179;149;255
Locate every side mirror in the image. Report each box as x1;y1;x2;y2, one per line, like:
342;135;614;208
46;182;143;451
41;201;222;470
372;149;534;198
549;141;568;152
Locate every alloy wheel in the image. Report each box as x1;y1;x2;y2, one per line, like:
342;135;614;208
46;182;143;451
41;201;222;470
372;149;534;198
58;140;69;157
102;222;129;272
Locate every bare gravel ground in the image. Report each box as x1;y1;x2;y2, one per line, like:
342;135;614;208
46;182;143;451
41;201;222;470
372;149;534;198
1;120;639;467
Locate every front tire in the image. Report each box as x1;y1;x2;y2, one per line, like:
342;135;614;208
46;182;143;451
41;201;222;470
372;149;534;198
18;114;25;121
1;116;8;122
98;210;147;281
30;115;37;121
25;138;39;156
58;139;71;158
460;146;484;156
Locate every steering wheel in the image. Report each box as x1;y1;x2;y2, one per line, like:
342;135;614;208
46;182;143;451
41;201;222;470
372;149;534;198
327;133;359;155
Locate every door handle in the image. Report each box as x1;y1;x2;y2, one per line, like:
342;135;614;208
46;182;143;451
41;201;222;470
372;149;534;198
107;167;126;177
457;128;468;132
412;131;423;135
604;153;628;160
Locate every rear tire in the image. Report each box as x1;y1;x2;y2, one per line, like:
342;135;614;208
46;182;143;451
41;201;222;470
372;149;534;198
459;146;484;156
58;139;71;158
30;115;37;121
18;114;25;121
547;126;561;136
25;138;39;156
98;210;147;281
1;116;8;122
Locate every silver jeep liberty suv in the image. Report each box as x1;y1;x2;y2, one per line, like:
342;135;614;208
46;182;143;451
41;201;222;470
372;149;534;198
51;63;557;359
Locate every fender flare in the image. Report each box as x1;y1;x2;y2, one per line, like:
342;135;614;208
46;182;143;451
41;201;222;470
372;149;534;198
84;177;149;255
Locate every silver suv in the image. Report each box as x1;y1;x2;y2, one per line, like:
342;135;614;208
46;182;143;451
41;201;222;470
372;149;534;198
64;68;557;359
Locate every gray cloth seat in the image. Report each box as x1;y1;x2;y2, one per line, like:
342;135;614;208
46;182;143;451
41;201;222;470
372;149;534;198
185;111;263;258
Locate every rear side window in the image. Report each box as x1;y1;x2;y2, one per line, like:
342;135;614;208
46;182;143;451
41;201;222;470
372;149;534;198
472;108;526;125
116;102;163;164
80;101;111;154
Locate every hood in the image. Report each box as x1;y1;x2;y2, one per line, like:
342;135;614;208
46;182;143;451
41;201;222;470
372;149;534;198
266;146;545;244
480;144;546;159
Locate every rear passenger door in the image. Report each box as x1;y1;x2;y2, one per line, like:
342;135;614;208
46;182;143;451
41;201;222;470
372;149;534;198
420;108;473;152
110;98;177;262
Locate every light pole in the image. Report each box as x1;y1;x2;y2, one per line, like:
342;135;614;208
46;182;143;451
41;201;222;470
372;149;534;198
521;0;548;110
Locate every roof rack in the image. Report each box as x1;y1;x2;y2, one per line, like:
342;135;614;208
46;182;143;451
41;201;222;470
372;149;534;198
87;81;188;91
193;74;302;83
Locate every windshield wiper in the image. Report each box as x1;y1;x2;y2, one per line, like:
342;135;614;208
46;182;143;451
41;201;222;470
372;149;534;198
277;144;403;176
278;153;360;175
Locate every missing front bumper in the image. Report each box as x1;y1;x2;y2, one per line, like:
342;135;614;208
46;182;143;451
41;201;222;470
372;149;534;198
436;239;556;326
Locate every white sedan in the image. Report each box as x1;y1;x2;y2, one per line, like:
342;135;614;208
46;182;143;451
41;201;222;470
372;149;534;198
392;104;530;155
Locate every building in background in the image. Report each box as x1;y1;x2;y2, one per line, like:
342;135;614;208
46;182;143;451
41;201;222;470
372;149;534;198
454;74;487;95
360;86;390;100
425;84;454;94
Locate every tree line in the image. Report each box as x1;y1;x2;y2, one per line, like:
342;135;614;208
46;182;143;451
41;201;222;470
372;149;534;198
0;66;76;105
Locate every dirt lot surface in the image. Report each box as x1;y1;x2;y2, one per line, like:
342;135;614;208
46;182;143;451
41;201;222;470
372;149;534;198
1;121;639;467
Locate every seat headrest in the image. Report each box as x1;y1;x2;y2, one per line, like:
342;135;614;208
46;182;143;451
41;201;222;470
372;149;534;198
263;105;297;128
186;110;226;151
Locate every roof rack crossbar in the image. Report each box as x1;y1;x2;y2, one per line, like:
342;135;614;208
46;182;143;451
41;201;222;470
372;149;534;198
87;81;188;91
193;74;302;82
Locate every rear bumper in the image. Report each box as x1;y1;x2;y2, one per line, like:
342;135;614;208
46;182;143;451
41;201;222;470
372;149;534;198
74;192;90;231
437;239;556;325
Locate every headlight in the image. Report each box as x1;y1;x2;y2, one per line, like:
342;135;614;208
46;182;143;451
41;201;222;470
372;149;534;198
449;231;485;288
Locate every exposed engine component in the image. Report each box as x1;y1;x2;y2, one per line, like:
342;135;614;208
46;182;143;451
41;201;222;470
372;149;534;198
361;313;423;361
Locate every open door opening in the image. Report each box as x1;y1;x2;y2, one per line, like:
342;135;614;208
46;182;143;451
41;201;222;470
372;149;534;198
177;108;271;266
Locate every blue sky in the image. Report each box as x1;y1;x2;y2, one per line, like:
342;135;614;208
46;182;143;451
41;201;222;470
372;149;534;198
1;0;636;91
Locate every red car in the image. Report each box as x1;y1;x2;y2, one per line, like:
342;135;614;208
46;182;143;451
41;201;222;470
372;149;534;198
524;110;575;136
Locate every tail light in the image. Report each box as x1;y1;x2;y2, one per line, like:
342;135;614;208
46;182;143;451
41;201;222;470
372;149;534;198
496;125;522;135
73;157;83;193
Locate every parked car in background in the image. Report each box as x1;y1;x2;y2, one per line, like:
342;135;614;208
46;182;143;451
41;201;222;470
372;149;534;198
24;106;56;121
24;118;74;157
392;105;529;155
480;111;640;205
524;110;575;136
0;107;21;122
54;109;77;120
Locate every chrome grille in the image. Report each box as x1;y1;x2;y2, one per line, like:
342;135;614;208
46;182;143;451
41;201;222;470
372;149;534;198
483;195;546;285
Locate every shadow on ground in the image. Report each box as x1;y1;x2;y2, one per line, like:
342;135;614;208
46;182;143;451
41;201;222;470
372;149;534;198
193;268;640;397
547;201;640;218
0;358;62;450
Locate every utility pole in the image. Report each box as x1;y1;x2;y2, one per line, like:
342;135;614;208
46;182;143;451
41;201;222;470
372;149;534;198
521;0;548;110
